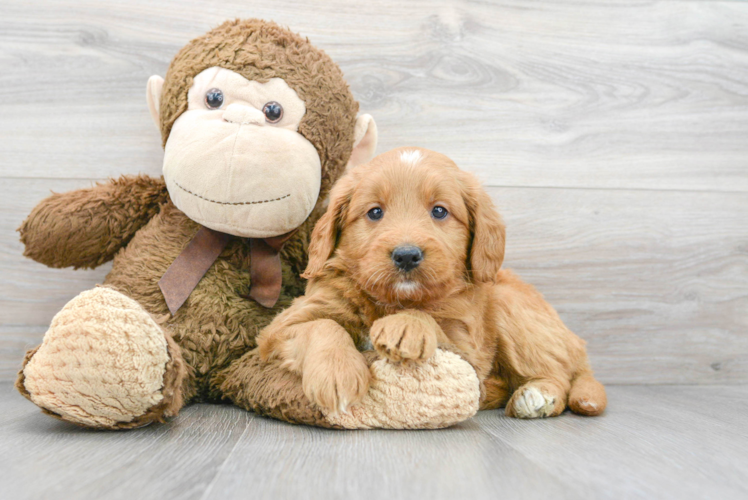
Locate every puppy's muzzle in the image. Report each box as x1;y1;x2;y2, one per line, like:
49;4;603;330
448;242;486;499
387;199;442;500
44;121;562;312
391;245;423;272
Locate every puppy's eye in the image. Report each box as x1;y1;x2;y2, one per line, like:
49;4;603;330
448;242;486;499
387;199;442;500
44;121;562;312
431;206;449;219
262;101;283;123
205;88;224;109
367;207;384;221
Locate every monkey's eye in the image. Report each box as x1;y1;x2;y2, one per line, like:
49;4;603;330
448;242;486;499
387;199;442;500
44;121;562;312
205;88;224;109
367;207;384;221
431;206;448;220
262;101;283;123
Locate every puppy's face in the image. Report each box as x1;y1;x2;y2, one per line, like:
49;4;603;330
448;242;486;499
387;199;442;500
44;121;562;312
338;150;472;304
304;147;506;306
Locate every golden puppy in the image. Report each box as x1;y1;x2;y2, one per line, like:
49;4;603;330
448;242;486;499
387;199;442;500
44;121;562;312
258;147;607;418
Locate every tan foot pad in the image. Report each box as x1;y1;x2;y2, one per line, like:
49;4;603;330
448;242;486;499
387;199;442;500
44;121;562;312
324;349;480;429
22;287;170;428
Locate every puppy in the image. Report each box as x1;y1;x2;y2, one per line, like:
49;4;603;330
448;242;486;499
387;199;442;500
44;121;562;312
258;147;607;418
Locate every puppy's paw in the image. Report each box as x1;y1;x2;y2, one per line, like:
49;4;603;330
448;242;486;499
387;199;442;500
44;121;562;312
369;311;439;363
302;347;371;415
506;386;557;419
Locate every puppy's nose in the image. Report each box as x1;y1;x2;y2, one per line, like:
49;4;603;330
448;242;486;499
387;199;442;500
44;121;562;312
391;245;423;272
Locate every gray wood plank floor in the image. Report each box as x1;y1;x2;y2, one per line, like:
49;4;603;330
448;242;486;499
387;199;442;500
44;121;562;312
0;0;748;500
1;2;747;497
1;383;746;500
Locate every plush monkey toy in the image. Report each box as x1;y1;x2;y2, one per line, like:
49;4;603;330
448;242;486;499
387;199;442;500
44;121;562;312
15;20;480;430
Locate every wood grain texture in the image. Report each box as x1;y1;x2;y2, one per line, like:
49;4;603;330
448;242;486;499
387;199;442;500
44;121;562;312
202;410;573;500
0;392;254;499
1;0;747;190
478;385;748;500
2;382;747;500
1;0;747;383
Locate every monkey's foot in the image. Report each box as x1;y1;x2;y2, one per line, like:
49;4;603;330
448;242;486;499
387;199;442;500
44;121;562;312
17;287;185;429
323;349;480;429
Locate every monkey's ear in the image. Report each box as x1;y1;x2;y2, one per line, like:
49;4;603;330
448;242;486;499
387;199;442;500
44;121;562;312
146;75;165;128
347;114;377;169
302;174;356;279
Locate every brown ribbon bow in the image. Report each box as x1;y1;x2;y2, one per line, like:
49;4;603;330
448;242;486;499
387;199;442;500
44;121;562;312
158;227;296;315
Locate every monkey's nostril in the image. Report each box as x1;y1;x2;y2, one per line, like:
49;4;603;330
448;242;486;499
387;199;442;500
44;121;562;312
222;103;266;125
391;245;424;272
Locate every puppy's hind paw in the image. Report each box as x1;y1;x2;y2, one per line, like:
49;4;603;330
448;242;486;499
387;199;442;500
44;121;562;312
508;386;556;419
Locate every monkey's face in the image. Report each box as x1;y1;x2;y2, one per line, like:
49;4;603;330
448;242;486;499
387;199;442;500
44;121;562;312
161;67;321;238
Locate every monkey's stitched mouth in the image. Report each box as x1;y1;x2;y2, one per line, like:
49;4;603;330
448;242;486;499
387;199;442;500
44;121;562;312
173;180;291;206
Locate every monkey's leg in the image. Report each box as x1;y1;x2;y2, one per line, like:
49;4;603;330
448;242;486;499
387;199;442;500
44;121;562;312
16;287;188;429
213;348;335;428
215;347;481;430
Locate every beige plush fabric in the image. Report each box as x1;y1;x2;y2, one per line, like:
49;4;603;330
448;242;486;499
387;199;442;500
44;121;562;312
158;19;362;216
187;68;308;132
22;287;170;428
346;114;377;169
163;67;321;238
324;349;480;429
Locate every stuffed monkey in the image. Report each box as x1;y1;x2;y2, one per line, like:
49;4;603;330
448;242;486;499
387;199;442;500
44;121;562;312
15;19;480;429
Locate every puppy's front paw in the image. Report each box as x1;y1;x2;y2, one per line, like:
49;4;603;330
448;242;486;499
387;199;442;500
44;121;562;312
302;347;371;414
370;311;439;363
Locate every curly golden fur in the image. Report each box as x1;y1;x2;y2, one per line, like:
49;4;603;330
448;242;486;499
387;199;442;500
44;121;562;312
258;147;607;418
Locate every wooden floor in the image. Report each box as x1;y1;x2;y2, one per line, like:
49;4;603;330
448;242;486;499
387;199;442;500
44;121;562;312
1;1;747;499
1;383;746;499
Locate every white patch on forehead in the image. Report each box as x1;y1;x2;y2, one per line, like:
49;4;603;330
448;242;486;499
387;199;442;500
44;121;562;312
399;149;422;166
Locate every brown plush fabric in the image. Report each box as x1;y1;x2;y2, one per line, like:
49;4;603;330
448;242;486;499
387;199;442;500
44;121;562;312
214;349;336;428
102;200;310;403
18;175;168;269
14;346;39;400
160;18;359;202
17;20;361;428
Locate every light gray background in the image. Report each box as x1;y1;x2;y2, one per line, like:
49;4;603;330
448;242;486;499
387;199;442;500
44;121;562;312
0;1;746;499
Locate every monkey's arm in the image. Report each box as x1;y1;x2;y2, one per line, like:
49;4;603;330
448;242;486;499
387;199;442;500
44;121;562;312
19;175;169;269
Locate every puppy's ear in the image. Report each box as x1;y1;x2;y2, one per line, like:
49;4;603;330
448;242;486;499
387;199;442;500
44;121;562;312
460;172;506;284
302;174;356;279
